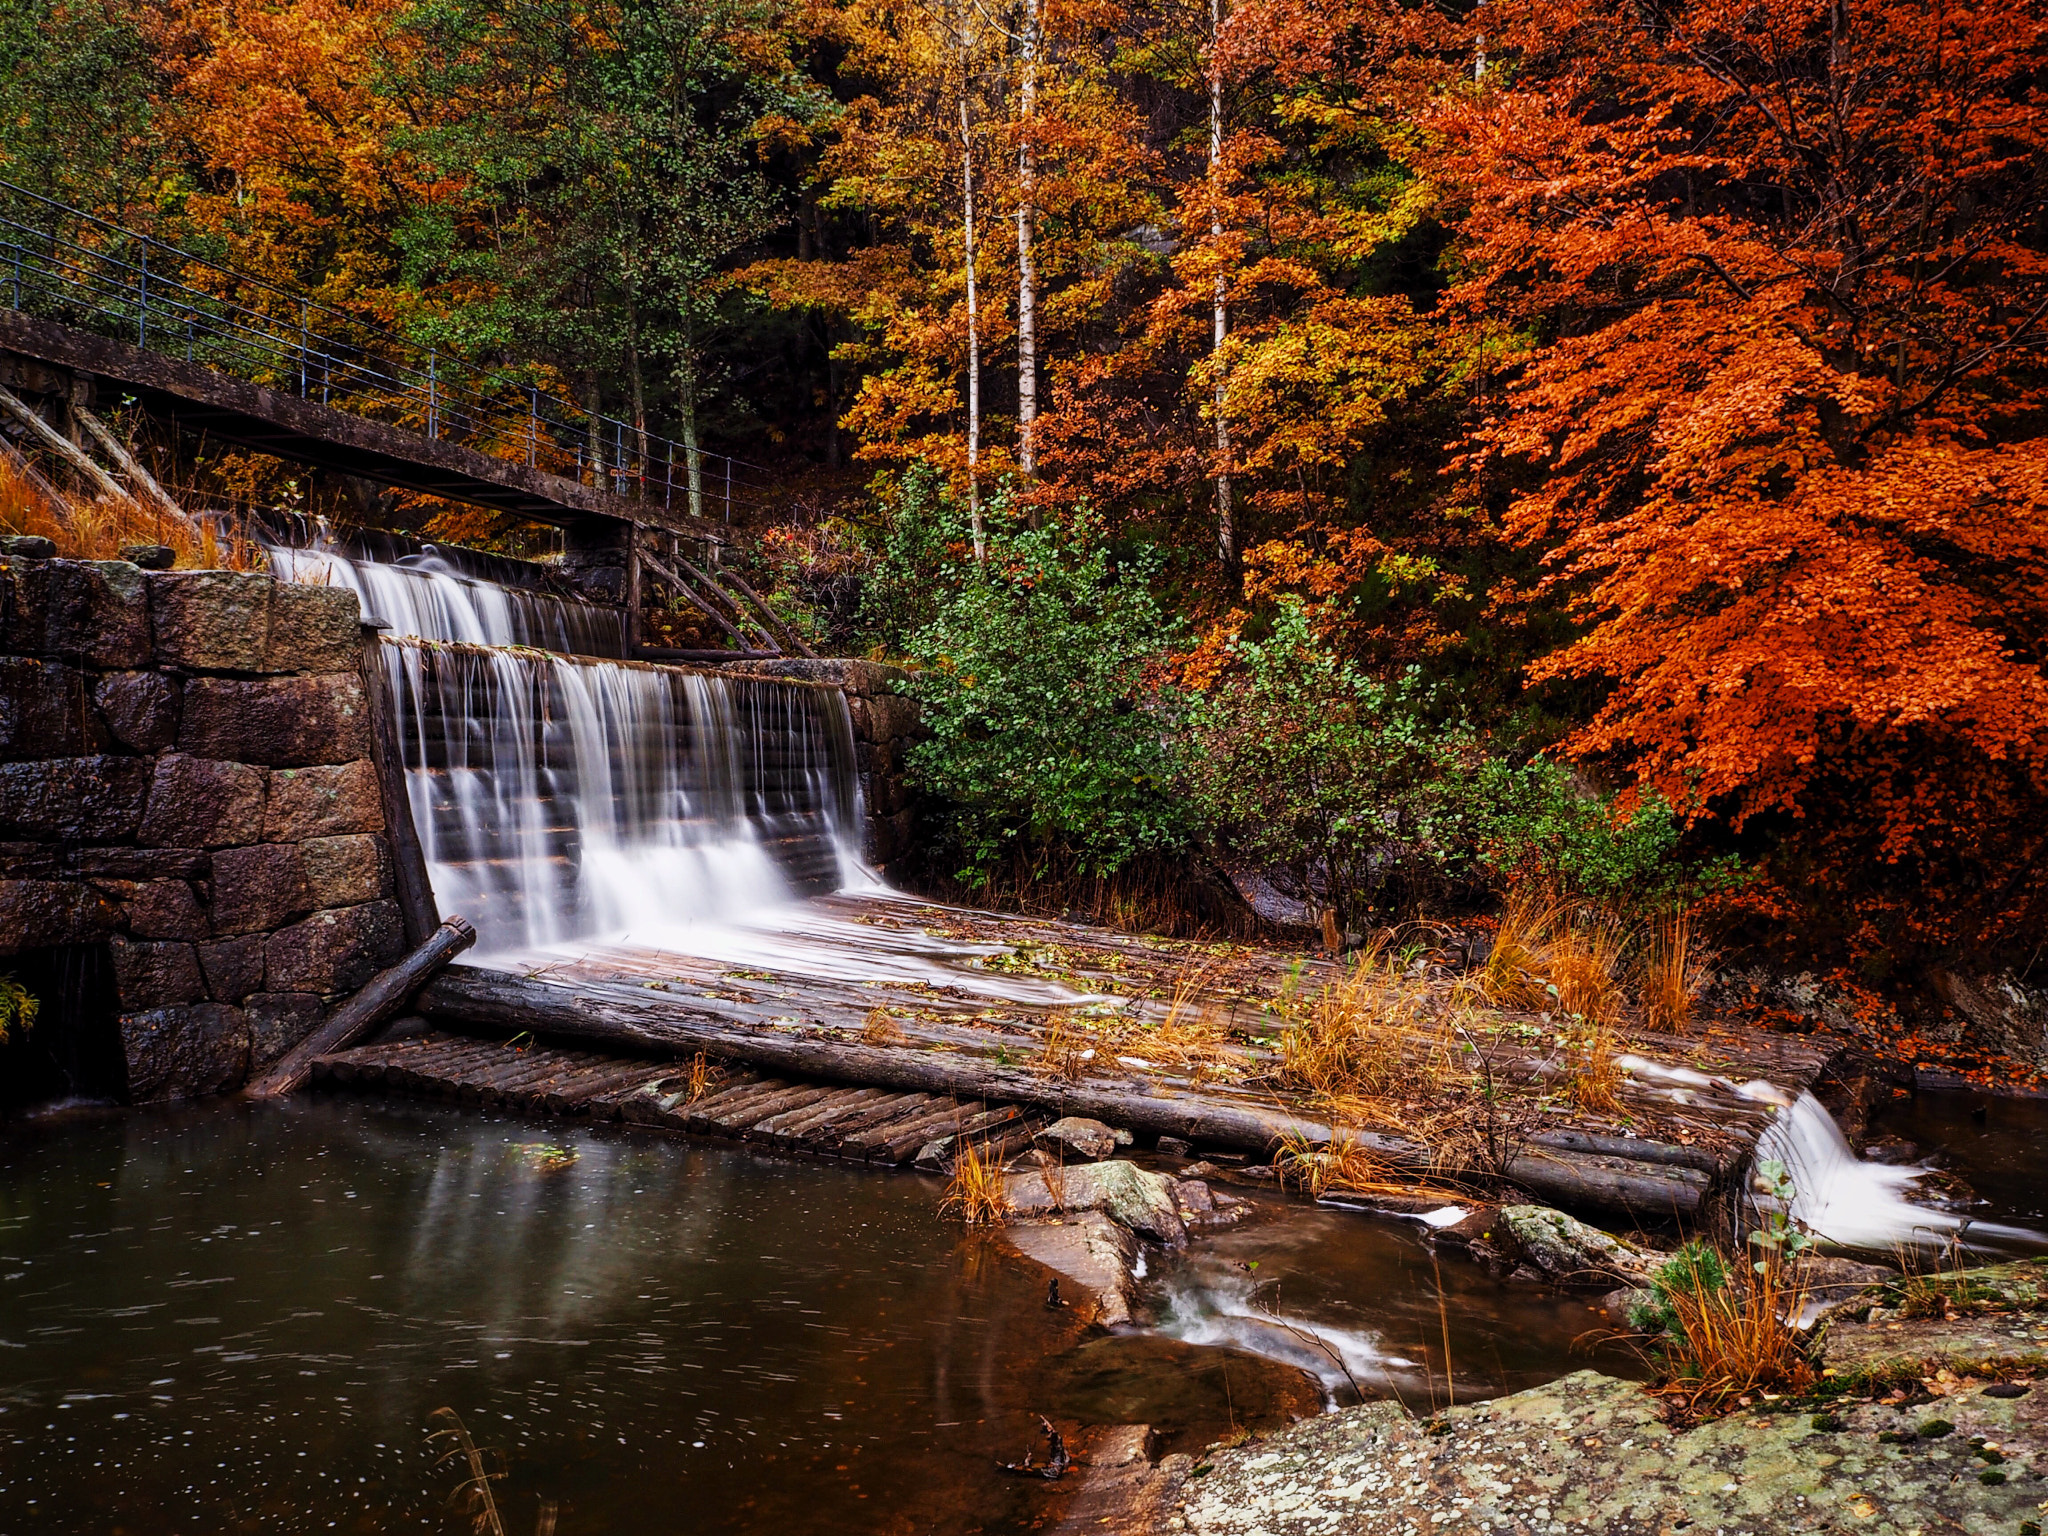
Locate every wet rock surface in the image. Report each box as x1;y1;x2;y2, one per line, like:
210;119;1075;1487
1038;1115;1135;1161
1009;1160;1191;1245
1155;1368;2045;1535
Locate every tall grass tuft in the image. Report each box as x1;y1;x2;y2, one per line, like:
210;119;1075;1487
862;1005;906;1046
1644;1247;1815;1418
1641;908;1704;1034
942;1137;1012;1227
0;455;260;570
1037;1011;1090;1082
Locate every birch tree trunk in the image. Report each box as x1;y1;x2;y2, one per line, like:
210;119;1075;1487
1210;0;1234;565
1014;0;1040;483
961;80;986;562
676;307;705;521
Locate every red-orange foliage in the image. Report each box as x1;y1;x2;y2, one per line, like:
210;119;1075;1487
1435;0;2048;959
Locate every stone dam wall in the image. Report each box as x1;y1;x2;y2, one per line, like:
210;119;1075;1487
0;555;404;1102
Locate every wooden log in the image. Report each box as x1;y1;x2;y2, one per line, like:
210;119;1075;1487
71;406;195;529
720;570;817;659
247;917;477;1098
416;964;1718;1218
639;552;758;651
361;634;442;947
0;383;136;507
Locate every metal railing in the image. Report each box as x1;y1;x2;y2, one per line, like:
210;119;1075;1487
0;179;772;524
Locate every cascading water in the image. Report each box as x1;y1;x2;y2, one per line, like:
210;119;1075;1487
272;537;869;957
1752;1091;2041;1254
269;540;632;655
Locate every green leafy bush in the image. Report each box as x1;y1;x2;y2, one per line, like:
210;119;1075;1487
1629;1239;1731;1339
0;972;37;1046
900;502;1191;882
1473;757;1740;912
1179;599;1484;928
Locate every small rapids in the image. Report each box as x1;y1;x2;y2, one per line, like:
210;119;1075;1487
1753;1091;2044;1255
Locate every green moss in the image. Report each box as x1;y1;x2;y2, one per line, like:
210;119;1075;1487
1917;1419;1955;1439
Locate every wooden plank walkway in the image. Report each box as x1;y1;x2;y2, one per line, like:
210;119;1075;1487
310;1027;1049;1168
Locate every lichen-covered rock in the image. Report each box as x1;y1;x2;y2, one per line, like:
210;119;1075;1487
1501;1204;1661;1285
298;833;391;908
148;571;361;674
1006;1159;1188;1244
1168;1369;2048;1536
1036;1116;1133;1161
263;761;385;840
137;754;268;849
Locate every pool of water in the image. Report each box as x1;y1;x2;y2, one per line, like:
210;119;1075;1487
1867;1088;2048;1236
0;1098;1610;1534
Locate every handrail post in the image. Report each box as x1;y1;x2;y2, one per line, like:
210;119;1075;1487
725;456;732;524
428;350;437;440
299;299;308;397
528;385;537;466
138;239;148;347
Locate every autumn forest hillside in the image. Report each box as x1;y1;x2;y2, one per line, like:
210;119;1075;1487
2;0;2045;982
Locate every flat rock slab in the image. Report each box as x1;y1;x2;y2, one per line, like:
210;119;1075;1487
1162;1369;2047;1536
1005;1211;1140;1326
1827;1311;2048;1378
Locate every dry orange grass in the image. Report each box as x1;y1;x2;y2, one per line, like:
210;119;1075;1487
1651;1252;1815;1418
1641;908;1705;1034
679;1051;721;1105
1273;1128;1466;1202
862;1005;906;1046
1278;947;1448;1110
1037;1010;1090;1082
1106;965;1248;1087
941;1137;1011;1227
0;455;260;570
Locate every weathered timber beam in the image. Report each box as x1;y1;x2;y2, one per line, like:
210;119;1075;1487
71;406;195;529
639;551;760;652
247;917;477;1098
721;569;816;659
360;631;440;945
0;383;136;507
669;551;781;652
415;964;1712;1218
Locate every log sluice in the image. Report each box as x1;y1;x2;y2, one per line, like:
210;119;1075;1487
311;1026;1050;1167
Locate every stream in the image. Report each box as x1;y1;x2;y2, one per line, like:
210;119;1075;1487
1;1097;1613;1535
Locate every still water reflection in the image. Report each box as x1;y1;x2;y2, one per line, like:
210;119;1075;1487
0;1098;1087;1535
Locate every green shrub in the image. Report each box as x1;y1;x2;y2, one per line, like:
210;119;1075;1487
1473;757;1740;912
0;973;35;1046
900;502;1191;882
1179;598;1483;928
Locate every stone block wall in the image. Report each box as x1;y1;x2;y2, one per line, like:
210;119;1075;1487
0;557;404;1102
721;658;923;881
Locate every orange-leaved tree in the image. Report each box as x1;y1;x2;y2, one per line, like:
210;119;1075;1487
1435;0;2048;960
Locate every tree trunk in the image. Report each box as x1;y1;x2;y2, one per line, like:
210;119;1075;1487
1209;0;1235;566
962;82;986;562
676;308;705;521
1015;0;1040;485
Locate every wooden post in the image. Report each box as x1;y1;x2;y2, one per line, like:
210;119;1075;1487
359;627;441;946
625;521;643;654
0;383;138;507
72;406;197;531
245;916;477;1098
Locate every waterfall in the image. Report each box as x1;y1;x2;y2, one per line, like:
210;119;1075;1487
272;539;868;956
268;541;632;656
1752;1091;2039;1254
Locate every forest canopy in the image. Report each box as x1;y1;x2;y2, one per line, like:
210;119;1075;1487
2;0;2043;967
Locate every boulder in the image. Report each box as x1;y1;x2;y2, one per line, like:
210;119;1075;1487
1036;1116;1134;1162
0;558;150;669
0;878;117;952
244;991;327;1066
1006;1160;1188;1245
120;1002;250;1100
94;671;180;753
180;675;369;766
1499;1204;1662;1286
122;879;209;941
197;935;267;1004
263;762;385;840
137;755;268;849
298;834;392;908
1004;1210;1141;1326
